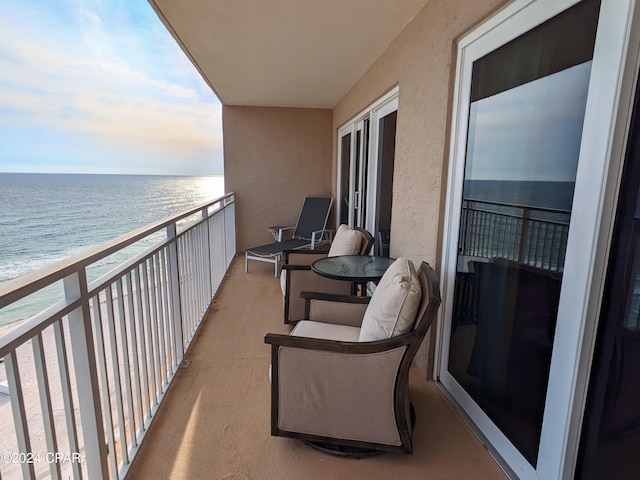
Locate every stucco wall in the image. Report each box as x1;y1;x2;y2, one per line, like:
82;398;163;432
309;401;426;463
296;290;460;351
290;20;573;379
332;0;508;377
223;106;333;251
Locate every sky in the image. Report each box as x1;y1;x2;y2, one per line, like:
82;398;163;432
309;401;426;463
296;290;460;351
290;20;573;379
465;60;592;182
0;0;223;175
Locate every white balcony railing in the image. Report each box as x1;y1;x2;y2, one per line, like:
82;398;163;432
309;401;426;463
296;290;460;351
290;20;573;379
0;193;236;480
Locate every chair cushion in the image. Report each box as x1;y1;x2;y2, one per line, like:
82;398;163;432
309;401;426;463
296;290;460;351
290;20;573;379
359;258;422;342
280;269;287;295
328;224;363;257
292;320;361;342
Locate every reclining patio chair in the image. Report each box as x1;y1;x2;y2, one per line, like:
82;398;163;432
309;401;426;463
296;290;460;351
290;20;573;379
244;197;333;277
265;259;441;455
280;224;374;324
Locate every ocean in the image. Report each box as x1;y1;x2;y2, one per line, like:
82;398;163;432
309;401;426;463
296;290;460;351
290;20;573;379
0;173;225;327
463;179;575;211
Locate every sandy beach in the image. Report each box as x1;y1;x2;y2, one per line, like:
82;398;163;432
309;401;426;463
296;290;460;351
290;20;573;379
0;318;86;480
0;291;149;480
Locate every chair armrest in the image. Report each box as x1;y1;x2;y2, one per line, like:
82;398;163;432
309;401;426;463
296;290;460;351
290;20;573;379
282;271;351;324
282;264;311;272
269;225;295;241
282;250;328;265
264;331;412;353
301;291;369;327
311;229;334;248
301;291;370;304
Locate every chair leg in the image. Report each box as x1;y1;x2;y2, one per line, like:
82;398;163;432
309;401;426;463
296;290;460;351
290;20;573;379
245;252;280;277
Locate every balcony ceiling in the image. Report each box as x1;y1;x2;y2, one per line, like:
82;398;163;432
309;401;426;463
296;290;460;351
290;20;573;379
149;0;429;108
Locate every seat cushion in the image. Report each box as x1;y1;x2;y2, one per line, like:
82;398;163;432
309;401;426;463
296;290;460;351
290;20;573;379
359;258;422;342
280;269;287;295
328;224;363;257
291;320;361;342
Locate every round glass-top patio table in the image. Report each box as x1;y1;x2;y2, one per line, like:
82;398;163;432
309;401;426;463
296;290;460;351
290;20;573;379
311;255;396;295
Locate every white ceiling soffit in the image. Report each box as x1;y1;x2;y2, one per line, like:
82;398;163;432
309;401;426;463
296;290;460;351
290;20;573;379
149;0;429;108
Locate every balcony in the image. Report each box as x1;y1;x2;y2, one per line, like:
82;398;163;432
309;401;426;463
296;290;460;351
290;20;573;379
0;195;504;479
125;258;505;480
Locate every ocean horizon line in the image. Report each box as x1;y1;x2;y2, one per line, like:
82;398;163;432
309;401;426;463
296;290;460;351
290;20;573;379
0;174;226;327
0;171;224;177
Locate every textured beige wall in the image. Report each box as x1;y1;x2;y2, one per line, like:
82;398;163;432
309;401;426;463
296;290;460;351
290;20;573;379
223;106;333;251
332;0;508;377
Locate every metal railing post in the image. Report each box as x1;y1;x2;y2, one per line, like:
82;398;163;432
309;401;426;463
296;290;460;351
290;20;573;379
201;207;214;301
517;207;531;264
221;202;228;270
64;270;109;480
224;196;236;267
166;223;184;361
5;351;35;479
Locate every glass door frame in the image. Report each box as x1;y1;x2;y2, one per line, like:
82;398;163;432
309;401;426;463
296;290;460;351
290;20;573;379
436;0;640;478
337;86;399;235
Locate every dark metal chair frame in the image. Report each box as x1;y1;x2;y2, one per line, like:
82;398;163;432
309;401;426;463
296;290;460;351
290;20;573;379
265;262;441;454
281;227;374;324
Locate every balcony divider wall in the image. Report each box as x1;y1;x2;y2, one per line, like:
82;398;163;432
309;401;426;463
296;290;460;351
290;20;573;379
223;106;333;253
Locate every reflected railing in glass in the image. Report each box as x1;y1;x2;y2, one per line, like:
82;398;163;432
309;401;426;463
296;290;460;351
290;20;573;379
458;199;571;273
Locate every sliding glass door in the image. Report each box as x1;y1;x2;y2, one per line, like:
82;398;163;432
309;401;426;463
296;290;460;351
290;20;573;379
337;88;398;248
438;0;640;477
448;0;598;467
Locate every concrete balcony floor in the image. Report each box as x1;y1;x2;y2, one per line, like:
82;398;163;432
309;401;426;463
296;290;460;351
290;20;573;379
126;257;507;480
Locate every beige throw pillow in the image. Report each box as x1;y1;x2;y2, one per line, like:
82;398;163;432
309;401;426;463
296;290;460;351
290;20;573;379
359;258;422;342
328;224;363;257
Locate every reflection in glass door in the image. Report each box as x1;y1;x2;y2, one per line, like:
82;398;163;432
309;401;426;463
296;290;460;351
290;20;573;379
374;110;396;257
338;121;369;228
444;0;600;469
354;119;370;228
339;132;352;226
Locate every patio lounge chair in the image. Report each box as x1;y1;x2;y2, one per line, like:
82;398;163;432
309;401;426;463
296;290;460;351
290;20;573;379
280;225;374;324
265;259;441;454
244;197;333;277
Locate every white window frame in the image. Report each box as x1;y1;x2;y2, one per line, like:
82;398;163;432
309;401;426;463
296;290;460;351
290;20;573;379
436;0;640;478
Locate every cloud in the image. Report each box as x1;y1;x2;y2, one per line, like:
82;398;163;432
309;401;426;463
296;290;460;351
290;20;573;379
465;61;592;181
0;0;223;175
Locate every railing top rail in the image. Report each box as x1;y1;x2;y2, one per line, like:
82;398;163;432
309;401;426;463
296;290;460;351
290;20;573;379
0;297;77;358
462;207;571;227
0;192;234;310
462;197;571;215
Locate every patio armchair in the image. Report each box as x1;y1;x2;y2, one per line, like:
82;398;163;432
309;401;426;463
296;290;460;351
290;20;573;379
245;197;333;277
280;225;374;324
265;259;441;454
